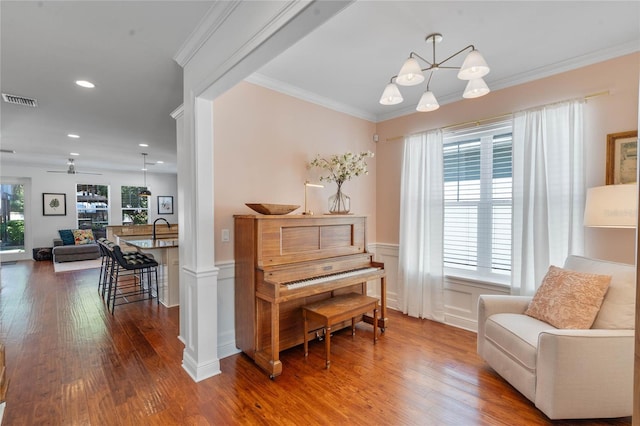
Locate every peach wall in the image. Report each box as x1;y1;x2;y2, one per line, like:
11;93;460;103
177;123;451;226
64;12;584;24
376;53;640;264
213;82;377;262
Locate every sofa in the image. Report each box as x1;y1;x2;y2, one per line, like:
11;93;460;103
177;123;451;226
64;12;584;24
52;229;101;263
477;255;635;420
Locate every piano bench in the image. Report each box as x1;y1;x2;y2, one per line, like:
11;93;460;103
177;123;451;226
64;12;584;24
302;293;379;369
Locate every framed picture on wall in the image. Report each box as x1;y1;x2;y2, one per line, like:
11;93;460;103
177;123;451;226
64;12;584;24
158;196;173;215
606;130;638;185
43;193;67;216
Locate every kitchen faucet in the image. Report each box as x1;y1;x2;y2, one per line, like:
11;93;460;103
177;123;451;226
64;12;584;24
152;218;171;240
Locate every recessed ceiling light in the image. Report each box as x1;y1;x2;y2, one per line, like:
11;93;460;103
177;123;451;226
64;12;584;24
70;152;80;156
67;134;80;139
156;160;164;164
75;80;95;88
139;143;149;147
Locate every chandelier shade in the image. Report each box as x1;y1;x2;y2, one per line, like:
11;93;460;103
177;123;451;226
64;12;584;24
457;50;490;80
396;57;425;86
379;33;491;112
416;91;440;112
379;82;403;105
463;78;490;99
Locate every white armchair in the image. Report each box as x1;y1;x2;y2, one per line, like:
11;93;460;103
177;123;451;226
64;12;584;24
477;256;635;420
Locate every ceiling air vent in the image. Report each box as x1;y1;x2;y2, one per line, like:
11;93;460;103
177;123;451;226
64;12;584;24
2;93;38;108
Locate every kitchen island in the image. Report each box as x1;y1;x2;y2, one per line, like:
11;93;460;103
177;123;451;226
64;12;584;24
120;238;180;307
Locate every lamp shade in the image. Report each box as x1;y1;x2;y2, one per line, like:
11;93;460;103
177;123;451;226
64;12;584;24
584;184;637;228
396;57;425;86
139;188;152;197
379;83;403;105
416;91;440;112
457;49;490;80
462;78;490;99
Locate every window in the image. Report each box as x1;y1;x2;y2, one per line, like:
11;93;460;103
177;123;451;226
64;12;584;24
121;186;148;225
0;183;25;254
76;184;109;239
443;121;513;281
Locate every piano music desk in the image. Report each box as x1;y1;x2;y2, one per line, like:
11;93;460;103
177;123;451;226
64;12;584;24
303;293;379;369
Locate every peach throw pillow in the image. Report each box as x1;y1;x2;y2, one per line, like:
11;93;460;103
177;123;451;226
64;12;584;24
524;265;612;329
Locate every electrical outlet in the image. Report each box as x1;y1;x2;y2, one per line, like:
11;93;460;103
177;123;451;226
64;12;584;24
221;229;230;242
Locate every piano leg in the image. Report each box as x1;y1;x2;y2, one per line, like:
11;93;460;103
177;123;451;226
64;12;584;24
379;275;388;330
362;275;388;332
254;298;283;379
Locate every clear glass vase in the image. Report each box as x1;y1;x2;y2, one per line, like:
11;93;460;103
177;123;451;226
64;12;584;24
328;186;350;214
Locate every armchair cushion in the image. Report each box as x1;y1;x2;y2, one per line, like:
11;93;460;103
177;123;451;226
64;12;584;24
524;265;611;329
564;255;636;329
485;313;556;371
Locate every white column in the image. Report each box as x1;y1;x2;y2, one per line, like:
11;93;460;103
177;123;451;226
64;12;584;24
178;96;220;381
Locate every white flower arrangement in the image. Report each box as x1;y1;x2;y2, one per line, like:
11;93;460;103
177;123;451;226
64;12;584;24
308;151;374;187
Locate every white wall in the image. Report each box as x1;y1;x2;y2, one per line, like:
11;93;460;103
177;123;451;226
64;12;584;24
1;163;177;259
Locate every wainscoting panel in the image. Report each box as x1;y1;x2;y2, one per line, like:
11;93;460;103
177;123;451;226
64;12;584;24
216;261;241;359
444;277;509;331
371;243;400;311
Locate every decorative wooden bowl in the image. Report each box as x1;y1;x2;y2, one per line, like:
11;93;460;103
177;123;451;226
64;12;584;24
245;203;300;215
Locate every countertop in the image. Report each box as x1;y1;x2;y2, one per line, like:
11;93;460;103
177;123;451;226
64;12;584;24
121;238;179;249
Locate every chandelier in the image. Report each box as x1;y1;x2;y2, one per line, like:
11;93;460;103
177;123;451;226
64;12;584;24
379;33;491;112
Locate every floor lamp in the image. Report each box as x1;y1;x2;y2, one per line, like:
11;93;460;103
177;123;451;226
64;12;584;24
584;183;639;422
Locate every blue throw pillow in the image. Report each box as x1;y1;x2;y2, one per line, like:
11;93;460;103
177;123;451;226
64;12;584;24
58;229;75;245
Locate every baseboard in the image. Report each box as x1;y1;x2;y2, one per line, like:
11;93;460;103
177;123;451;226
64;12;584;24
218;329;241;359
182;350;221;382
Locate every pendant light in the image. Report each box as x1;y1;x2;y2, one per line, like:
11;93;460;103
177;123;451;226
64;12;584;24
139;153;151;197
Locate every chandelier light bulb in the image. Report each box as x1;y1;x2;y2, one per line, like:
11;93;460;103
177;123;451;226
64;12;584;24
463;78;490;99
457;50;490;80
396;57;425;86
416;91;440;112
379;83;403;105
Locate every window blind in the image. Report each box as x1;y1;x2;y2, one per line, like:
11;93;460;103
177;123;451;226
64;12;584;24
443;123;513;278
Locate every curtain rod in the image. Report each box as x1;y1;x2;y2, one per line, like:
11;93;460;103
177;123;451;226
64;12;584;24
384;90;610;142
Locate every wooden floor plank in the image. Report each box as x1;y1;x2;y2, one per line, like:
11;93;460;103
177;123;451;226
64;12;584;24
0;260;631;425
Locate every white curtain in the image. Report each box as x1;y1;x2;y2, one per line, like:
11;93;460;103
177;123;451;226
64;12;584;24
512;100;585;295
397;130;444;321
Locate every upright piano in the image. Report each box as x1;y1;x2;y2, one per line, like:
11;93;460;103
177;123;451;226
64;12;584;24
234;214;387;378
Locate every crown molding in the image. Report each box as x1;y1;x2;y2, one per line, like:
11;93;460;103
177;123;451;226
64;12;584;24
246;73;377;123
173;1;241;67
170;104;184;120
488;40;640;94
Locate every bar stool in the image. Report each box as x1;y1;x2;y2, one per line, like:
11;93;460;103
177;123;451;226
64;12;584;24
97;238;113;297
104;244;159;314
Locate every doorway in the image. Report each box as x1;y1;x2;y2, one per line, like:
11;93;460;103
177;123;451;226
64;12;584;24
0;183;26;257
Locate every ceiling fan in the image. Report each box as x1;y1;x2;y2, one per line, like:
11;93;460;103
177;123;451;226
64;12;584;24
47;158;102;175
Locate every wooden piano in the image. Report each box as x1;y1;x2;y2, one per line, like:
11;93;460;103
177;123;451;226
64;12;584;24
234;214;387;378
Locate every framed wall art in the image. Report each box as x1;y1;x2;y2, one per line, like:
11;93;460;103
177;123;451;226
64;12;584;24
606;130;638;185
43;193;67;216
158;195;174;215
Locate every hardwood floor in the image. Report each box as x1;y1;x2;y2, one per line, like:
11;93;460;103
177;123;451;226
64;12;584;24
0;260;631;425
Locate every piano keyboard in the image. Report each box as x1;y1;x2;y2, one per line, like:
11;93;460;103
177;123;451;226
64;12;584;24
285;267;381;290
